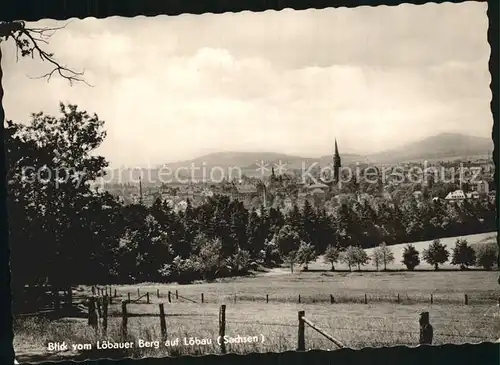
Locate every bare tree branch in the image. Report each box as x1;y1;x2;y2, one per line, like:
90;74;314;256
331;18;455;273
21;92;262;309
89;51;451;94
0;20;92;86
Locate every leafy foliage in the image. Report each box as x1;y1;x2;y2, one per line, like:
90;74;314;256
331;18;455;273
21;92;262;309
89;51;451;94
341;246;369;271
378;242;395;271
323;245;340;271
6;103;497;310
371;248;383;271
422;239;450;270
451;239;476;270
296;242;317;271
475;242;498;270
402;244;420;270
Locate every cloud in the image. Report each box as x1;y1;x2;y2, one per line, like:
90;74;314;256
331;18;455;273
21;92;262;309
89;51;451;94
1;3;492;167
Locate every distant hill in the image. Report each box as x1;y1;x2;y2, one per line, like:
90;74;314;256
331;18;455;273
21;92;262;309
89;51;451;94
365;133;493;164
166;151;366;172
100;133;493;184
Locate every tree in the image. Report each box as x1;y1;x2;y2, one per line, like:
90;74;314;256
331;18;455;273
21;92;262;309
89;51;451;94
371;248;383;271
283;250;298;273
296;242;317;271
275;225;301;259
402;244;420;271
323;245;340;271
422;239;449;270
378;242;395;270
451;239;476;270
0;20;87;85
475;243;497;270
196;238;226;281
6;104;112;303
227;248;251;275
341;246;357;271
259;238;281;267
354;247;370;271
342;246;369;271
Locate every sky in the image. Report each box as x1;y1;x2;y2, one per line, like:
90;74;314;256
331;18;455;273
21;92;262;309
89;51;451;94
1;1;492;168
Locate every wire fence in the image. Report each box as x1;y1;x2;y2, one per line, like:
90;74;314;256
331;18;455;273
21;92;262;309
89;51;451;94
84;290;498;350
14;284;499;357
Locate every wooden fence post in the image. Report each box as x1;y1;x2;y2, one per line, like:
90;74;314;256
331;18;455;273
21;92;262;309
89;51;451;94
127;293;131;302
330;295;335;304
114;289;117;298
109;294;113;305
201;293;204;303
219;305;226;354
464;294;468;305
157;289;160;298
234;294;236;304
176;290;179;300
66;286;72;310
168;291;172;303
397;293;400;304
159;303;167;340
297;310;305;351
364;294;368;304
266;294;269;303
96;297;102;318
54;288;60;311
102;296;108;335
298;295;301;304
430;294;433;305
137;288;140;298
146;292;150;304
92;286;96;295
121;301;128;339
88;297;98;331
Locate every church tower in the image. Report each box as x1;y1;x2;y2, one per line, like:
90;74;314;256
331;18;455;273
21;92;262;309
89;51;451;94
333;139;341;185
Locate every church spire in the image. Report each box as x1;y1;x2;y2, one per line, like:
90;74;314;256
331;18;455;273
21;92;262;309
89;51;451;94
332;138;341;185
139;176;143;205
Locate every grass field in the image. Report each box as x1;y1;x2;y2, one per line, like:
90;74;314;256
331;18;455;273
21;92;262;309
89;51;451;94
13;232;500;362
310;232;498;271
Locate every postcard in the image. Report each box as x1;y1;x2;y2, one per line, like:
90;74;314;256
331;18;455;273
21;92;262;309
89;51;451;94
2;2;498;363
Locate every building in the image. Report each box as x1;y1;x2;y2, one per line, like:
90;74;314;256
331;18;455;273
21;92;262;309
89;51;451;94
465;191;480;199
412;191;423;200
444;190;466;201
175;200;188;212
308;182;330;192
332;138;341;189
473;180;490;194
233;184;258;201
283;197;293;209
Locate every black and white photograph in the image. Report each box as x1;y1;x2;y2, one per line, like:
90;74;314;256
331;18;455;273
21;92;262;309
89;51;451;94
2;1;498;363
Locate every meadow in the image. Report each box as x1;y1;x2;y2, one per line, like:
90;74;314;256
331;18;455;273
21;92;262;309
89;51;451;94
13;232;500;362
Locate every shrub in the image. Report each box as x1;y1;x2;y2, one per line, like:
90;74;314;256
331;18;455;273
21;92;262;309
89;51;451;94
227;249;251;275
451;239;476;270
475;242;498;270
402;244;420;270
